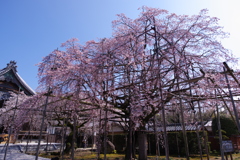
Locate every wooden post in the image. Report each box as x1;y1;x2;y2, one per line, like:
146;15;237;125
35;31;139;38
230;153;233;160
225;153;228;160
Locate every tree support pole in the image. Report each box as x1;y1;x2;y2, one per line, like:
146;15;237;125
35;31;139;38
179;94;190;160
35;87;51;160
176;72;189;160
153;115;160;159
97;109;102;160
25;115;34;153
196;126;203;160
215;89;225;160
4;87;19;160
197;101;210;160
223;66;240;132
60;117;66;160
216;88;237;127
161;104;169;159
71;115;76;160
126;106;133;160
103;108;108;160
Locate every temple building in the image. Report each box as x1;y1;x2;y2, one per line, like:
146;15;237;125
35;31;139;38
0;61;35;108
0;61;35;142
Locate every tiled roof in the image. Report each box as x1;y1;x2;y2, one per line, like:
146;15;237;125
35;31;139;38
148;122;207;132
0;61;35;95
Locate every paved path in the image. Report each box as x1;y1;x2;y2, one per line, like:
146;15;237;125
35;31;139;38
0;153;50;160
0;143;57;160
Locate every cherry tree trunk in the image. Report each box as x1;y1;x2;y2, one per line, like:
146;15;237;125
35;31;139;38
138;131;147;160
125;130;135;160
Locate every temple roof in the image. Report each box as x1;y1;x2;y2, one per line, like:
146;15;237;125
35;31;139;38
0;61;35;97
147;121;210;132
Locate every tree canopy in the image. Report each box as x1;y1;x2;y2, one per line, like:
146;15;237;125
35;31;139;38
1;6;239;160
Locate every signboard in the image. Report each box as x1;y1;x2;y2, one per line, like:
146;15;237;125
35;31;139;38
222;140;234;153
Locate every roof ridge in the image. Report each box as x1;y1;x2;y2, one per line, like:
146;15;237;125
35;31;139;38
0;61;17;75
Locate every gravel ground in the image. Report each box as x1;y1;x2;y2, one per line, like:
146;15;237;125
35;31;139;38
0;153;50;160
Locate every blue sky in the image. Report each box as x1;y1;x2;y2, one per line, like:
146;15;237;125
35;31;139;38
0;0;240;91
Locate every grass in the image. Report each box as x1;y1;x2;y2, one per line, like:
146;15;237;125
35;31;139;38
39;152;240;160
